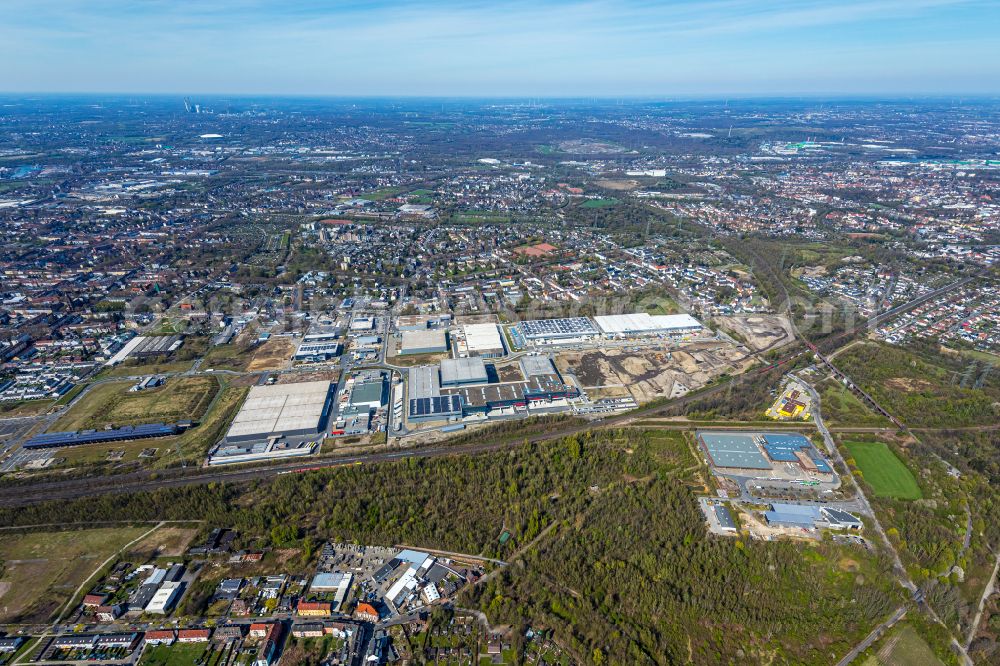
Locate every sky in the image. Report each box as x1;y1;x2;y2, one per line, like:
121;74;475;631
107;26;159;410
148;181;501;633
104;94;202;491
2;0;999;97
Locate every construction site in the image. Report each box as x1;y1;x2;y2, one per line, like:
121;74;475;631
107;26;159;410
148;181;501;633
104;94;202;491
554;340;754;404
714;314;796;352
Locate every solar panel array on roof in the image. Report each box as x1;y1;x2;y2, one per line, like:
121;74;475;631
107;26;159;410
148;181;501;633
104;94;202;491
25;423;180;449
519;317;598;340
408;395;463;419
822;508;863;527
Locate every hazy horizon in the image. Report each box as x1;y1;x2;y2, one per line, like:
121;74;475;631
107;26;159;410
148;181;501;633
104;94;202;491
3;0;999;97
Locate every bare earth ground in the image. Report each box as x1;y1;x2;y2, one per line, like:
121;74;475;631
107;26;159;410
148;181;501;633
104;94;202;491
127;527;200;558
388;351;451;368
495;363;525;382
276;370;340;385
454;314;500;325
713;314;795;352
246;336;296;371
556;341;753;404
595;179;639;191
885;377;934;392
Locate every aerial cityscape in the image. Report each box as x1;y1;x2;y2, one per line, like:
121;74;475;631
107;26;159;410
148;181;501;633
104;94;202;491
1;2;999;666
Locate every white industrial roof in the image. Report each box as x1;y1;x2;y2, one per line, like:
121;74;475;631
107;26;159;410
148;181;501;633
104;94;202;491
145;582;181;613
225;380;331;440
652;314;702;330
408;366;441;399
593;312;702;335
463;323;504;352
283;392;330;407
401;329;447;351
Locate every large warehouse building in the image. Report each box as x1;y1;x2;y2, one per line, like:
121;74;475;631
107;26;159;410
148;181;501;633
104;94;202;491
224;380;332;444
697;431;773;470
593;313;702;337
462;323;505;358
519;317;599;342
697;430;834;475
440;357;489;386
406;354;577;423
400;329;448;355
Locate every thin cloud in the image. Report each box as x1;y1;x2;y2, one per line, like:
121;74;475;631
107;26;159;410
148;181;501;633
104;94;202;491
0;0;996;95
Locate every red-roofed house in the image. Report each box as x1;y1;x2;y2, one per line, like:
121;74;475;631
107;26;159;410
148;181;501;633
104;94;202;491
83;593;109;607
177;629;211;643
144;630;176;646
296;601;332;617
354;602;379;622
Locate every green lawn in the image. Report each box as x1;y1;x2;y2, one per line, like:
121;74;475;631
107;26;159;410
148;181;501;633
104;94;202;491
863;623;943;666
0;527;149;624
139;643;211;666
358;186;404;201
845;441;922;500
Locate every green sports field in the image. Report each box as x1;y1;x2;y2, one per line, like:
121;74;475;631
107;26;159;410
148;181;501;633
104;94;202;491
581;198;619;208
845;441;922;500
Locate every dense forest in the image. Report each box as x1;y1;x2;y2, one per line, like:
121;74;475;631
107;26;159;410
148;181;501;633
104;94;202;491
835;342;1000;429
0;429;907;665
465;474;899;665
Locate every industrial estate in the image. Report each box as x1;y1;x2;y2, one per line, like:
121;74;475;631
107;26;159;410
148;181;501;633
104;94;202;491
0;91;998;666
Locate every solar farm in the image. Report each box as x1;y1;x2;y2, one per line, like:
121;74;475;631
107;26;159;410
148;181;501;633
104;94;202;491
24;423;188;449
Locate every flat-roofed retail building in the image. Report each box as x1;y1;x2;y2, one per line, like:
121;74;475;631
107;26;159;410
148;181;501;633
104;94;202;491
593;313;702;337
519;317;599;341
697;431;772;470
